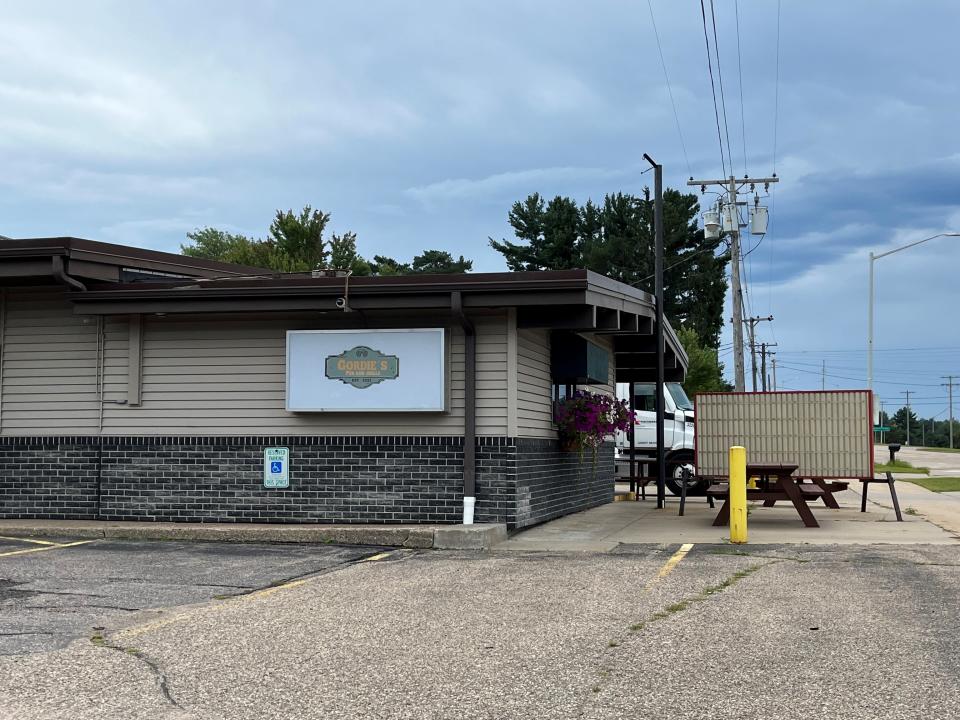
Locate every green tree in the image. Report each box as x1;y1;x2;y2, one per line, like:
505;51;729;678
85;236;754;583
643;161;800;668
677;327;731;398
490;190;729;348
182;205;474;276
181;228;275;268
887;406;920;445
410;250;473;274
328;232;371;275
268;206;330;269
369;255;412;275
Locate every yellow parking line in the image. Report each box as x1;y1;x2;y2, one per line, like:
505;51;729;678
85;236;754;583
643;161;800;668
0;535;61;546
362;552;392;562
644;543;694;590
0;539;94;559
246;578;308;600
120;577;312;640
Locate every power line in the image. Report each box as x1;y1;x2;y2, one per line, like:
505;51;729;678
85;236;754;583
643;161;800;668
631;243;723;286
772;0;782;174
776;346;960;354
766;0;782;317
699;0;729;177
708;0;735;177
782;359;955;378
734;0;747;174
646;0;691;176
776;363;944;388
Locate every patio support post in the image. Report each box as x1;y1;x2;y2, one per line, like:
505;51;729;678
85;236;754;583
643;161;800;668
628;381;636;497
644;153;666;509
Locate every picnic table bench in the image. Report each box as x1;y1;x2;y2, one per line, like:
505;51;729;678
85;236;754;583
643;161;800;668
706;463;850;528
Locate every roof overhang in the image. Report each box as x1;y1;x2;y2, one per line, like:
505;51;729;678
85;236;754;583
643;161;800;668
0;237;272;285
0;238;688;381
64;268;688;380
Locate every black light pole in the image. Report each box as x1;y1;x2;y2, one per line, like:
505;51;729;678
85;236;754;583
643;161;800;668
643;153;666;509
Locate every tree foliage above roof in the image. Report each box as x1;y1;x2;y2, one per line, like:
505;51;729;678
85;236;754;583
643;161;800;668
181;206;471;276
490;190;729;348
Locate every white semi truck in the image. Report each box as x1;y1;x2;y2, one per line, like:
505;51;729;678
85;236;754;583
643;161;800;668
614;382;706;495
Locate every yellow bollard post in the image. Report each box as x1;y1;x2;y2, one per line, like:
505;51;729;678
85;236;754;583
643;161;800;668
729;446;748;544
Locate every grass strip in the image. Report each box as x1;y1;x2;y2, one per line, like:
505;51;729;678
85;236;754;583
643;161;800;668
875;460;929;475
900;476;960;493
625;562;767;635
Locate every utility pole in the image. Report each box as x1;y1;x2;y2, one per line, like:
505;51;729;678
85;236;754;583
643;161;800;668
744;315;774;391
760;342;777;392
901;390;913;446
771;355;777;391
821;360;826;390
943;376;958;449
688;174;779;392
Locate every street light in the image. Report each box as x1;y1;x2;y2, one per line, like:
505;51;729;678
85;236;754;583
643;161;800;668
868;232;960;390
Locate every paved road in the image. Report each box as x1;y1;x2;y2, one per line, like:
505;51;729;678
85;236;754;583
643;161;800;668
1;540;958;719
892;445;960;477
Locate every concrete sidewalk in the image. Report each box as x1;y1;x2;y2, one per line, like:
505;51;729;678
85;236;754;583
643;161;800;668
499;483;960;552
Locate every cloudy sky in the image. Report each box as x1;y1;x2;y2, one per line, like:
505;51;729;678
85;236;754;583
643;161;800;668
2;0;958;415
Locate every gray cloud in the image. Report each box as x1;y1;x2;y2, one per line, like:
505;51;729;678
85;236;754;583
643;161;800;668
2;0;958;398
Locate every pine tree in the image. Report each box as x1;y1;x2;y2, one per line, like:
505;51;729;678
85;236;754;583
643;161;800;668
489;190;729;348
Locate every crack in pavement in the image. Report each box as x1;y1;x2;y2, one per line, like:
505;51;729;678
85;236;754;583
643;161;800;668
95;637;183;711
576;560;774;718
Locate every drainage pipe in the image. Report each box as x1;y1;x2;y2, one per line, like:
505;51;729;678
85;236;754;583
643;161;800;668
451;291;476;524
51;255;86;291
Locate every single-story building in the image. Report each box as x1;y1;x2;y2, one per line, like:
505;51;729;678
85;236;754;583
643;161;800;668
0;237;687;529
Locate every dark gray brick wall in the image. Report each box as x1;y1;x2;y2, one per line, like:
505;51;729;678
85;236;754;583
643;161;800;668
96;436;470;524
514;439;615;529
0;437;100;519
0;435;612;527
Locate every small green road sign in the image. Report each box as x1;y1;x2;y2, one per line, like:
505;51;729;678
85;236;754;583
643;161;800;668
873;426;892;432
264;447;290;488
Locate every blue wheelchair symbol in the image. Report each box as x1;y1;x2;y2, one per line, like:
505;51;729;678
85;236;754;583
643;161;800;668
270;461;283;473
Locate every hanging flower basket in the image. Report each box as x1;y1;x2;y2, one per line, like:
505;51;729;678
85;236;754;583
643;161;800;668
554;391;634;462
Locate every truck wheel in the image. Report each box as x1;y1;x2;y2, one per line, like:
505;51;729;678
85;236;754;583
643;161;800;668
664;453;707;496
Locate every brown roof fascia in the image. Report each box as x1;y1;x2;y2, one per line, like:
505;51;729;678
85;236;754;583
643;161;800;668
0;237;272;278
67;270;664;317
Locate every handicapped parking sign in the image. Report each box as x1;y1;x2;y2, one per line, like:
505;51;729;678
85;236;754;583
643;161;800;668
263;448;290;488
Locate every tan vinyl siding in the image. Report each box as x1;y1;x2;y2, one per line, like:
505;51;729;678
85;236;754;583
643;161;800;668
1;289;100;434
103;316;129;406
515;331;615;439
100;312;509;436
517;329;555;438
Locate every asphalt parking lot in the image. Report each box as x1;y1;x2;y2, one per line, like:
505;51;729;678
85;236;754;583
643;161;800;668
0;535;382;655
1;539;959;719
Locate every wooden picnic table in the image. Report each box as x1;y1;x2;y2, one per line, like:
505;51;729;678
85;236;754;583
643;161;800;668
708;463;841;529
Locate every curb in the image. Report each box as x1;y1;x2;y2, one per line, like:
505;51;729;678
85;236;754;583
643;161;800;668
0;520;508;551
